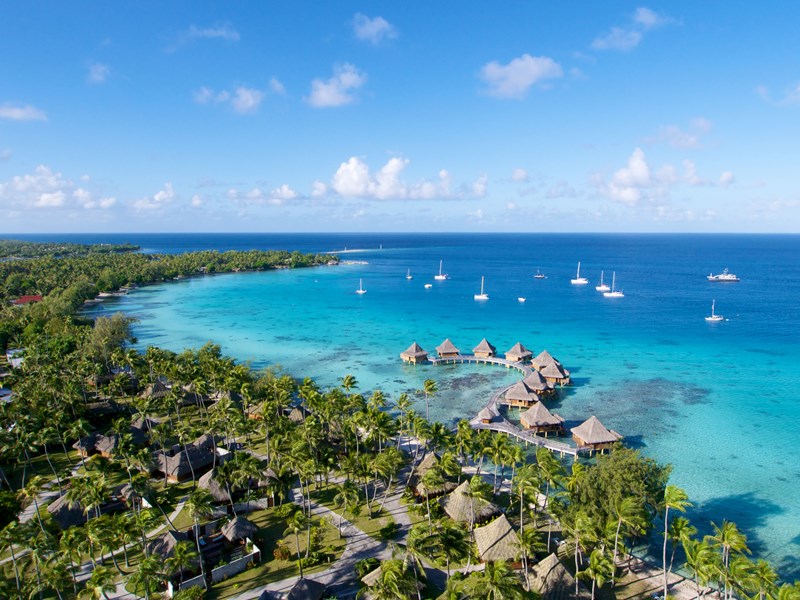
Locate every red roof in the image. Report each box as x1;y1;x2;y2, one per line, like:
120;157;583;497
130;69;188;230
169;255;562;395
11;295;42;305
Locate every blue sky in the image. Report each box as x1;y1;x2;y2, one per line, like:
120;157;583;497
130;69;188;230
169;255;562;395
1;2;799;233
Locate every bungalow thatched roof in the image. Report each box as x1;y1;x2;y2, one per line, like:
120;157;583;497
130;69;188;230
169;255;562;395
193;433;216;450
72;432;99;452
442;480;500;524
436;338;460;356
520;403;565;428
131;416;160;433
285;577;327;600
198;468;231;502
156;445;215;480
505;381;540;404
140;380;170;399
147;529;190;560
523;370;553;391
287;406;308;424
409;452;456;497
221;516;258;543
528;552;588;600
540;361;569;380
532;350;558;369
505;342;533;361
477;407;495;422
472;338;497;355
400;342;428;359
474;514;521;562
94;434;119;456
571;415;622;446
47;493;86;529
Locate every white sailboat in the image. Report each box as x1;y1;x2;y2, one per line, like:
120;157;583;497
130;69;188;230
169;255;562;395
570;261;589;285
355;279;367;295
595;270;610;292
705;299;723;322
534;269;546;279
434;259;449;280
603;272;624;298
406;269;413;280
474;276;489;301
424;283;433;289
517;297;526;303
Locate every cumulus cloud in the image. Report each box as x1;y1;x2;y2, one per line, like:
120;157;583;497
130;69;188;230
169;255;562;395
353;13;397;44
511;168;529;182
133;182;176;211
479;54;563;99
330;156;458;200
194;85;264;114
311;181;328;197
306;64;367;108
269;77;286;95
168;23;240;52
472;174;488;198
270;184;298;203
0;103;47;121
0;165;115;211
191;194;203;207
226;184;300;207
592;7;673;51
756;82;800;107
649;118;712;148
87;62;111;84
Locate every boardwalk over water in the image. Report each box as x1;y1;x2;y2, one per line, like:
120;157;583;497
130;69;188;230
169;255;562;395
428;354;580;457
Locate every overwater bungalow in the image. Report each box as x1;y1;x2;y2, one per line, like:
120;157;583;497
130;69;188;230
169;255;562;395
570;415;622;454
523;370;556;396
472;338;497;358
538;358;571;386
477;407;495;424
436;338;460;359
520;403;565;436
442;480;500;524
400;342;429;364
474;514;521;562
503;380;541;407
505;342;533;363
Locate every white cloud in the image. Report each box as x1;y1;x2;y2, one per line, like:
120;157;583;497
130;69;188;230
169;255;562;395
37;191;65;207
511;168;529;182
0;165;72;209
270;184;298;202
194;85;263;114
472;175;488;198
133;182;175;211
633;7;671;29
330;156;457;200
191;194;203;207
311;181;328;197
168;23;240;52
648;118;712;149
87;62;111;84
98;197;117;209
306;64;367;108
719;171;735;187
0;103;47;121
592;7;673;52
269;77;286;95
479;54;563;99
756;82;800;107
353;13;397;44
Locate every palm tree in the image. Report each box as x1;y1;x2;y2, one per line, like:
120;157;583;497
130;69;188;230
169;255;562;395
750;559;778;600
185;488;213;587
580;548;614;600
333;480;360;537
414;521;470;580
661;484;691;599
421;466;445;534
667;515;696;574
464;561;525;600
78;565;116;600
166;540;199;585
17;474;48;534
340;374;358;395
0;521;24;597
284;511;310;578
362;559;419;600
610;495;647;585
536;447;564;550
128;554;163;600
565;511;597;596
707;520;750;600
682;535;719;598
512;463;540;586
421;379;437;421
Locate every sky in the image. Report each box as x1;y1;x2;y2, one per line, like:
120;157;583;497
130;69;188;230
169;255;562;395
1;1;799;233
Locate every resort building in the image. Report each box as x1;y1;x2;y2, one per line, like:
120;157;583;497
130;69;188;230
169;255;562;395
442;480;500;525
520;403;565;436
408;452;457;498
503;380;541;407
400;342;429;364
477;406;495;424
472;338;497;358
436;338;460;359
505;342;533;363
528;553;588;600
9;295;42;306
570;415;622;453
474;514;521;562
523;370;556;396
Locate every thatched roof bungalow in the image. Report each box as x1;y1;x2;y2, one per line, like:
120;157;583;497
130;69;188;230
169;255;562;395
148;529;191;560
282;577;327;600
528;552;588;600
47;494;87;529
474;514;520;562
571;415;622;453
400;342;429;364
477;407;495;424
435;338;460;359
505;342;533;363
520;403;565;436
472;338;497;358
154;441;215;483
72;433;100;458
408;452;457;498
539;362;571;386
442;480;500;524
523;370;555;395
221;516;258;543
504;380;540;407
198;468;231;502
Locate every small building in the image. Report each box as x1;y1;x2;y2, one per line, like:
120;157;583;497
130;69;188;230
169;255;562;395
154;440;216;483
571;415;622;454
47;494;87;529
528;552;589;600
442;480;500;525
474;514;521;562
539;362;571;386
503;380;540;407
505;342;533;363
282;578;327;600
435;338;460;359
472;338;497;358
148;529;193;561
198;468;232;503
520;403;565;436
221;516;258;544
400;342;429;364
477;407;495;424
408;452;457;498
10;295;43;306
523;370;556;396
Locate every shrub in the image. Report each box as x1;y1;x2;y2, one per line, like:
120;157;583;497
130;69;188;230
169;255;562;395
379;522;399;540
273;545;292;561
275;504;297;519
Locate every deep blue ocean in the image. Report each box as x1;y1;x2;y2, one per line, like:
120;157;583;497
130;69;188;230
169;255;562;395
12;232;800;577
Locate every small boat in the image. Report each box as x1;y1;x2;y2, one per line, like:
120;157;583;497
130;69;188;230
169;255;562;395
603;272;624;298
355;279;367;295
707;268;740;282
595;271;610;292
406;268;413;280
474;276;489;301
424;283;433;289
434;260;449;280
570;261;589;285
705;299;724;322
517;297;526;303
534;269;546;279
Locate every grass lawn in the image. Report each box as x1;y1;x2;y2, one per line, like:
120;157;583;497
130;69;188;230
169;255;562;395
310;486;395;540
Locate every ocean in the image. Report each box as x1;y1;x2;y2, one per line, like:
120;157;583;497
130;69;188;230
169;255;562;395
15;232;800;577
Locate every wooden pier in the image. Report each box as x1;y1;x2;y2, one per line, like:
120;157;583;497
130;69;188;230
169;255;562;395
428;354;533;376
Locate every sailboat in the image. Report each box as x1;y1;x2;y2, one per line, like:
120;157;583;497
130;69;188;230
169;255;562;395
534;269;546;279
595;271;610;292
434;260;449;280
406;269;413;280
705;299;723;322
474;276;489;301
603;272;624;298
570;261;589;285
355;279;366;295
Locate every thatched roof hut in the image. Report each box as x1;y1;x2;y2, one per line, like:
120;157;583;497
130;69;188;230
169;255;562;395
284;577;327;600
504;381;540;407
477;407;495;424
400;342;429;364
94;434;119;457
198;468;231;502
523;370;554;393
221;516;258;543
148;529;190;560
505;342;533;363
472;338;497;358
435;338;460;358
193;433;216;450
287;406;308;424
47;494;86;529
539;361;571;385
408;452;456;497
571;416;622;453
520;403;565;435
442;480;500;524
532;350;559;370
72;433;99;457
528;553;588;600
474;514;520;562
139;380;170;400
155;444;215;483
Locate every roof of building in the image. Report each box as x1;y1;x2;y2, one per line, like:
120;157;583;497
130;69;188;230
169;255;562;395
540;362;569;379
528;553;588;600
147;529;191;560
198;468;231;502
285;577;327;600
532;350;558;368
571;415;622;445
435;338;460;355
400;342;428;358
523;370;553;391
472;338;497;354
505;380;540;403
505;342;533;359
47;493;86;529
221;516;258;543
477;407;495;422
11;295;43;305
442;480;500;524
156;445;215;479
520;403;565;428
474;514;521;562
